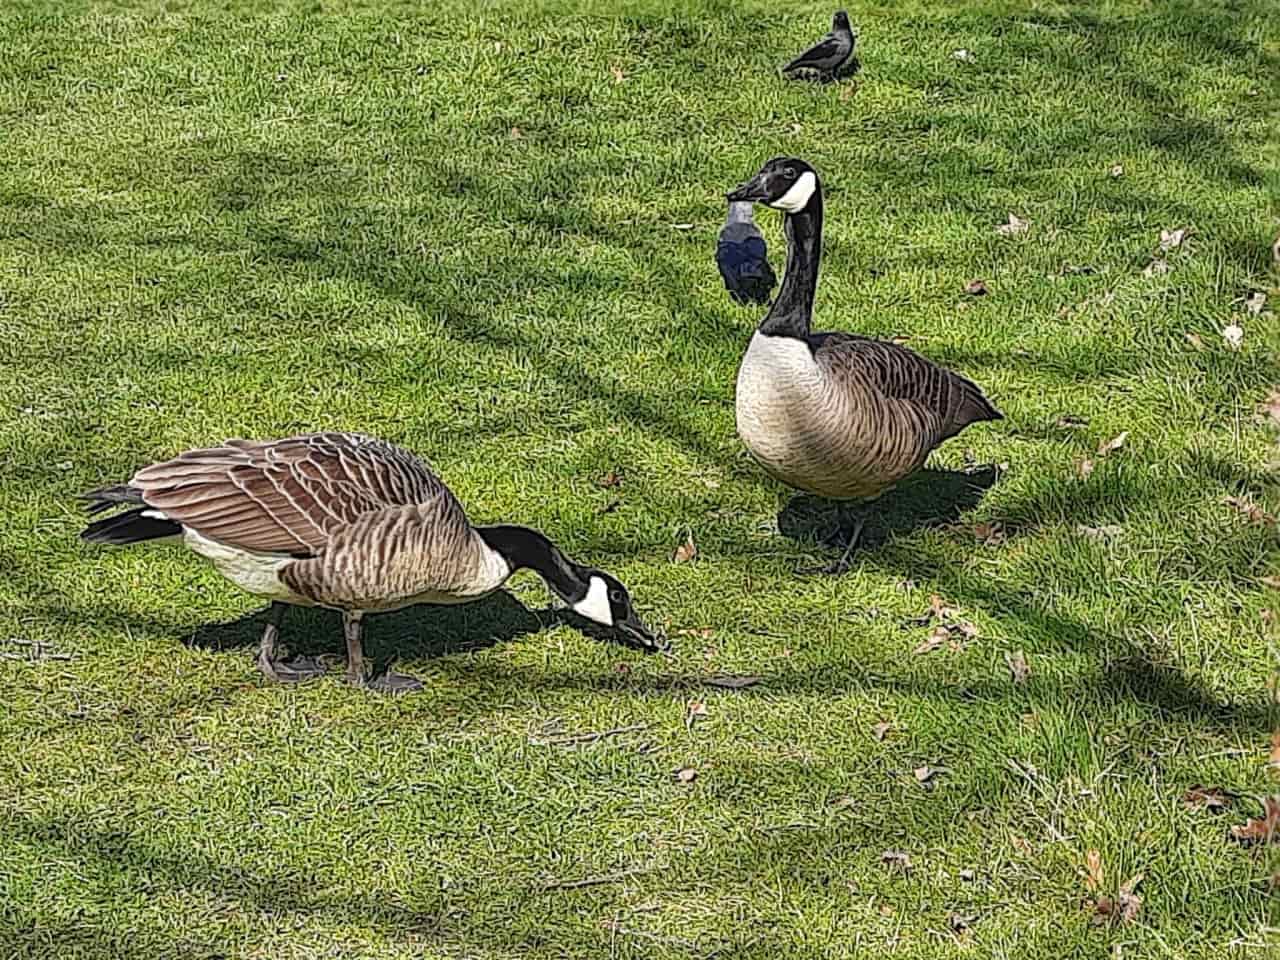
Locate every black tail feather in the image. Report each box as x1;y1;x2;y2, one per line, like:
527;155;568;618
79;484;145;516
81;507;181;545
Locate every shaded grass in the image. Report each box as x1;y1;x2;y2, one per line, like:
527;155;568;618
1;0;1279;957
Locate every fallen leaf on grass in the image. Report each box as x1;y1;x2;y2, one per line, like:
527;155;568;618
672;531;697;563
609;64;625;83
1260;576;1280;590
1010;834;1033;856
995;213;1029;237
1092;875;1143;927
839;85;857;102
1056;414;1088;429
1183;786;1232;813
914;765;942;786
1223;496;1276;527
1274;233;1280;266
1082;849;1104;891
1097;431;1128;456
1245;291;1267;315
914;626;951;654
685;700;708;729
1184;332;1206;350
1076;523;1123;541
974;521;1006;546
597;468;623;488
703;674;762;690
881;850;912;871
1269;732;1280;768
1075;458;1095;479
1142;258;1170;278
1005;650;1030;684
1159;227;1191;251
873;721;893;741
1223;322;1244;350
673;766;698;784
1230;796;1280;844
509;126;524;139
964;278;988;296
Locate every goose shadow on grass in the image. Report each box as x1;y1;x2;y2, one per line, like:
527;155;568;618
775;464;1001;553
183;590;558;668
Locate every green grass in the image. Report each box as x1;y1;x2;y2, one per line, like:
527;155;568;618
2;0;1280;956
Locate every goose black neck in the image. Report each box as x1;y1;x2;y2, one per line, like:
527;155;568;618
759;192;823;339
476;524;586;601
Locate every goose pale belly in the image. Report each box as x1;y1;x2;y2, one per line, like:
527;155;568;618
735;333;926;500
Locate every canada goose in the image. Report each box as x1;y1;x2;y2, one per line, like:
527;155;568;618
725;158;1002;570
781;11;860;83
716;201;777;306
80;432;663;692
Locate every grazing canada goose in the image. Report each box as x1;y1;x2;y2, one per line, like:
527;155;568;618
80;432;663;692
716;201;777;306
725;158;1002;571
781;11;860;83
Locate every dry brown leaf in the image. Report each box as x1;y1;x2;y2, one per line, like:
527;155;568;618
830;795;857;809
872;721;893;741
974;520;1006;546
1260;576;1280;590
597;468;622;488
1056;414;1088;429
1184;331;1206;350
914;626;951;654
1076;457;1095;479
1269;732;1280;768
1097;431;1128;456
672;531;697;564
673;766;698;784
1230;796;1280;844
1183;785;1232;813
929;594;959;621
1245;291;1267;315
1083;849;1104;892
686;700;708;724
995;213;1029;237
704;674;762;690
1005;649;1030;684
1142;258;1170;278
1223;496;1276;527
1093;875;1143;926
1273;233;1280;265
880;850;912;871
839;85;857;102
1159;227;1190;251
1223;322;1245;350
964;278;989;296
1010;834;1033;856
609;64;625;83
508;126;524;140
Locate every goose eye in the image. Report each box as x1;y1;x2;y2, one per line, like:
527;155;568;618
609;589;624;603
785;166;797;179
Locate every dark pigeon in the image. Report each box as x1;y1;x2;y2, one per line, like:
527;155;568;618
716;202;777;306
781;10;859;83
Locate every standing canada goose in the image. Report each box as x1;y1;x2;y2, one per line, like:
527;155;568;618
716;201;777;306
781;11;860;83
725;158;1002;571
80;432;663;692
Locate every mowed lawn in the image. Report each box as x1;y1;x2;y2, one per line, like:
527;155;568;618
2;0;1279;957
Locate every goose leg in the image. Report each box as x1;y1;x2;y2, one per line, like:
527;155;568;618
256;602;326;682
344;612;423;695
800;505;866;576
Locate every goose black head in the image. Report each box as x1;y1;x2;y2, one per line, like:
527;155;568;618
726;157;820;215
833;10;852;33
568;569;667;654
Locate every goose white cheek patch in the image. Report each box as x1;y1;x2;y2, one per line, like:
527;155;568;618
772;171;817;213
571;576;613;626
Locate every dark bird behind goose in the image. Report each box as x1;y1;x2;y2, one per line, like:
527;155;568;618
781;10;859;83
716;201;777;306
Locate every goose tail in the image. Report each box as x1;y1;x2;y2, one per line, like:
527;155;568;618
78;485;182;545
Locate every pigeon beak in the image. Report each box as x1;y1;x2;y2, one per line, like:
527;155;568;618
726;174;768;203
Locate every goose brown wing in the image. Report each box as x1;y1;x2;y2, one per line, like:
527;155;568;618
130;432;456;555
811;333;1002;441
